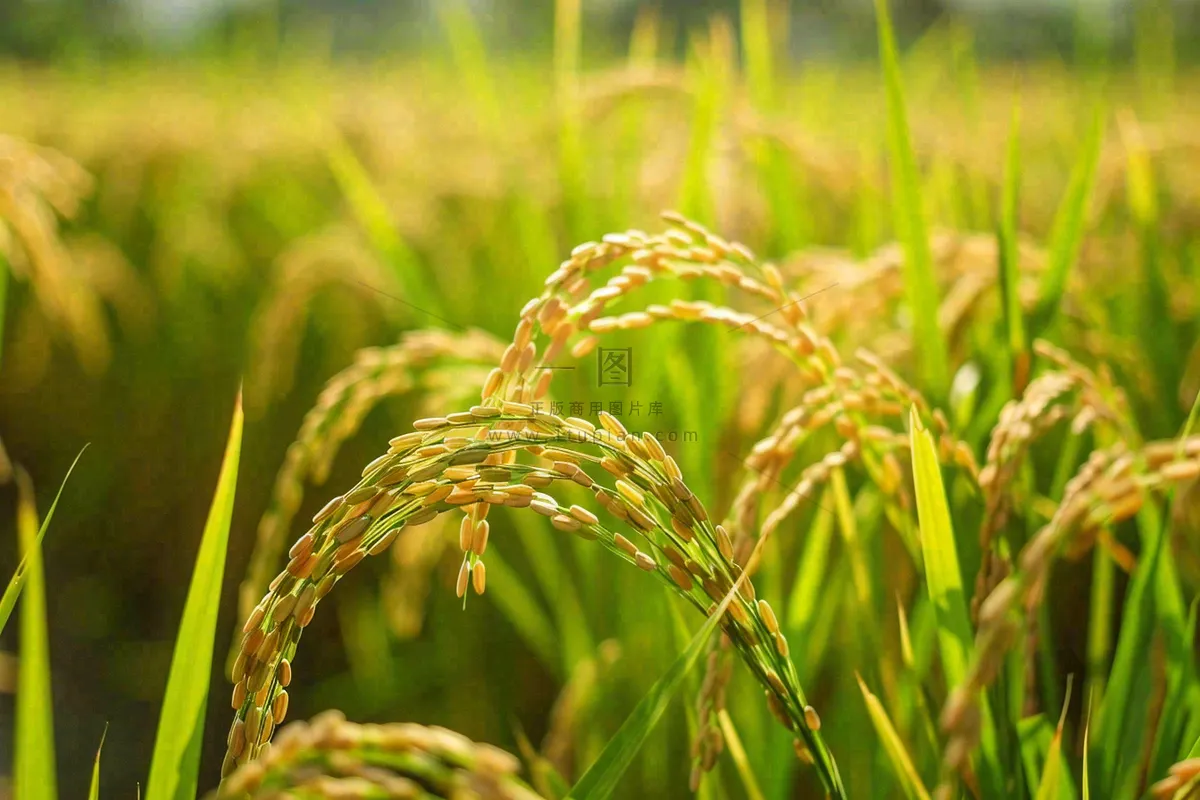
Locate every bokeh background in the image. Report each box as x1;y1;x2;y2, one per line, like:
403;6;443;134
2;0;1199;797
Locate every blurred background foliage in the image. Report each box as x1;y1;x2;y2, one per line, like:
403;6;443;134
1;0;1199;797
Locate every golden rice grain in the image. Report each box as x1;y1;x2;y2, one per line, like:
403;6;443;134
472;560;487;594
471;520;490;554
569;505;599;525
715;525;734;561
598;411;628;437
616;479;644;506
551;514;581;532
232;681;248;710
272;690;289;724
312;496;344;524
614;533;638;557
456;560;470;598
669;564;694;591
804;705;821;731
277;659;292;687
757;600;780;634
458;516;473;551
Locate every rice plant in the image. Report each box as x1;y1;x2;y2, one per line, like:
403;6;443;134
2;0;1199;799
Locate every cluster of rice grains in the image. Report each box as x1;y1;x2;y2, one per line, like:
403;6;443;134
225;212;856;796
216;710;540;799
932;438;1200;798
238;328;505;626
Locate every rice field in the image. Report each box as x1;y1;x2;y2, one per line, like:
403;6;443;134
2;1;1200;798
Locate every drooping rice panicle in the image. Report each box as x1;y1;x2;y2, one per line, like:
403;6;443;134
939;435;1200;789
971;340;1133;619
237;328;503;624
224;404;846;796
213;709;542;800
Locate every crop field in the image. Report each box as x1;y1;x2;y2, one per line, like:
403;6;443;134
2;0;1200;798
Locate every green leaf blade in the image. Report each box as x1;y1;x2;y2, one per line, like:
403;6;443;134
908;408;1001;794
145;392;243;800
857;673;933;800
566;578;741;799
89;724;109;800
14;468;59;800
1;447;86;637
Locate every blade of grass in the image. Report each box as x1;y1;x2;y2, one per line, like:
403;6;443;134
14;467;58;800
566;570;746;799
1;447;86;637
1094;502;1169;799
908;407;1001;794
146;392;243;800
1019;715;1054;796
1035;675;1077;800
1032;105;1105;335
1148;601;1199;784
89;723;108;800
1082;709;1091;800
874;0;949;399
857;673;933;800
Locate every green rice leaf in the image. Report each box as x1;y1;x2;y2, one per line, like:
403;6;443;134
1018;715;1054;796
1;447;86;637
14;467;59;800
1094;504;1168;798
856;673;933;800
1032;105;1105;334
1082;713;1091;800
874;0;949;399
566;572;744;799
1035;676;1077;800
908;407;1000;794
146;392;243;800
89;723;108;800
